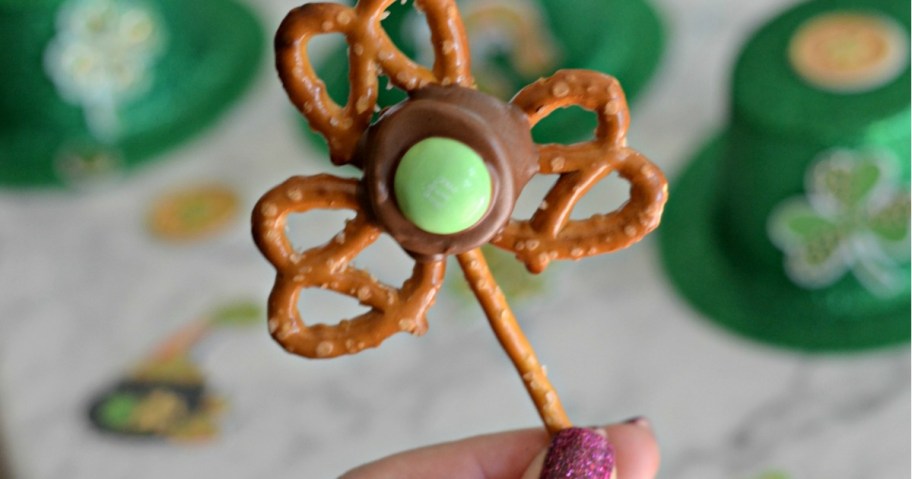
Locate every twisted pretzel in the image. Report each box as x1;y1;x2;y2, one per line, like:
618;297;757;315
253;175;445;358
275;0;473;165
494;70;668;273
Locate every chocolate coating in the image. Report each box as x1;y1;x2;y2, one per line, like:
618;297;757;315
358;85;538;260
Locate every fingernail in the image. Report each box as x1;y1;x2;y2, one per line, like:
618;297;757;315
540;427;615;479
623;416;652;431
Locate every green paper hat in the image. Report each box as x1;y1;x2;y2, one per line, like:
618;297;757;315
0;0;263;188
659;0;910;352
302;0;664;150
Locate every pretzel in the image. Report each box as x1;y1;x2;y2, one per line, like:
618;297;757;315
275;0;473;165
494;70;668;273
252;175;446;358
257;0;668;435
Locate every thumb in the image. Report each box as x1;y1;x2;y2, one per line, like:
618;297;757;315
522;419;659;479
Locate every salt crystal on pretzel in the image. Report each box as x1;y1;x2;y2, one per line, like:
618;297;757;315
255;0;668;435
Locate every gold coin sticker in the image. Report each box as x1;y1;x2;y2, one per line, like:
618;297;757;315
149;184;240;241
789;12;909;93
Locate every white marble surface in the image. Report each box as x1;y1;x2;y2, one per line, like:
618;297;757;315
1;0;909;478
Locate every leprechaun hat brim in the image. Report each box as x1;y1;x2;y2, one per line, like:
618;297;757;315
0;0;264;188
300;0;664;151
659;135;910;352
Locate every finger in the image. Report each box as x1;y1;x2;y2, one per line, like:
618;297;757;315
605;419;661;479
341;428;548;479
340;419;659;479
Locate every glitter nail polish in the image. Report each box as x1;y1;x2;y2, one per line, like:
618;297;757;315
540;427;615;479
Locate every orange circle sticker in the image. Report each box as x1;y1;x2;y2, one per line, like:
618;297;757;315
149;184;240;241
789;12;908;93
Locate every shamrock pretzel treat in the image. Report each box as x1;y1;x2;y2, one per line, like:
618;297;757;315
254;0;668;434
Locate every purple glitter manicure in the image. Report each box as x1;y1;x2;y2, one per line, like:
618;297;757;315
540;427;616;479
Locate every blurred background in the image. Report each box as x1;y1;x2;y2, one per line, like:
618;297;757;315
0;0;908;478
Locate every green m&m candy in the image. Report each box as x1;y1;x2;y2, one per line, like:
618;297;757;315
393;137;492;235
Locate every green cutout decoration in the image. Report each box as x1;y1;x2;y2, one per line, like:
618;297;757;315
87;300;261;441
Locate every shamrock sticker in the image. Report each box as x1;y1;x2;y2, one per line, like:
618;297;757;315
768;149;910;296
44;0;165;140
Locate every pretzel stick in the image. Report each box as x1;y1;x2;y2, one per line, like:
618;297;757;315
456;247;571;435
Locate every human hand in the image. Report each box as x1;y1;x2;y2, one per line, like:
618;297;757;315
341;418;659;479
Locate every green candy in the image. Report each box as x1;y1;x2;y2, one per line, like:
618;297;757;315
393;137;492;235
